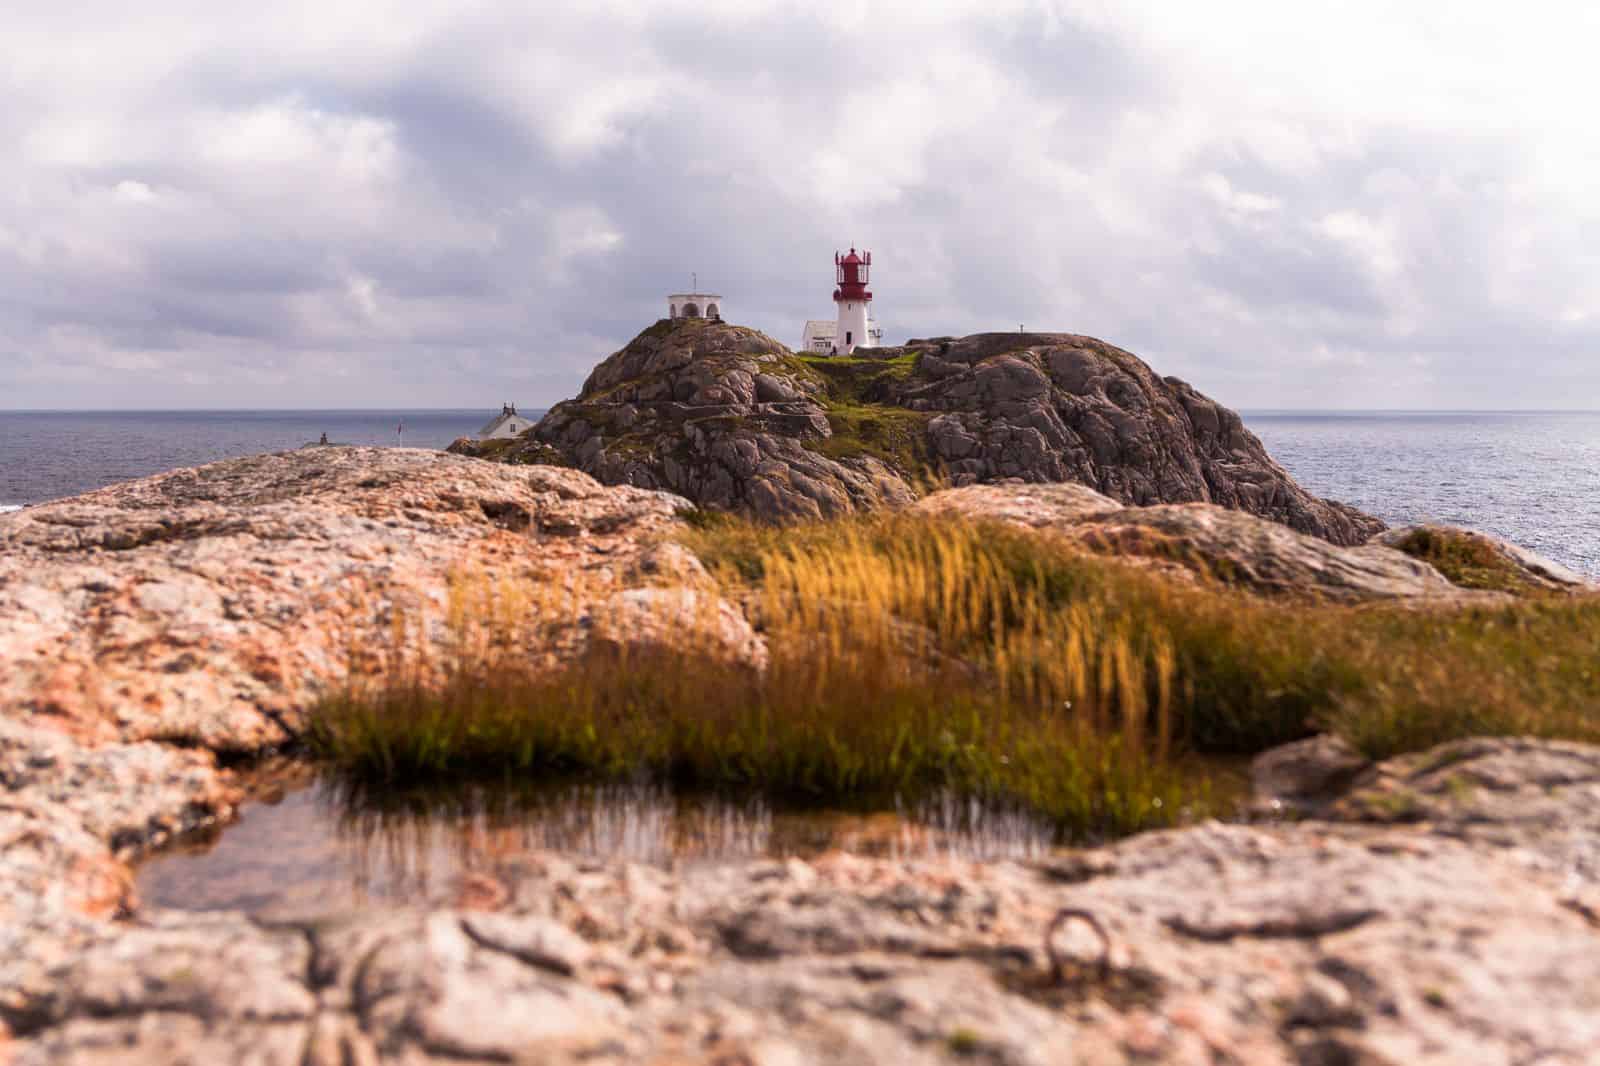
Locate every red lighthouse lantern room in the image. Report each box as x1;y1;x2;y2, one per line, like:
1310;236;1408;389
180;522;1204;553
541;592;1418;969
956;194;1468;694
833;248;872;303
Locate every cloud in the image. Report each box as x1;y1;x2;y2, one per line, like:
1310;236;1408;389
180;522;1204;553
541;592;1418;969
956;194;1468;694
1;0;1597;410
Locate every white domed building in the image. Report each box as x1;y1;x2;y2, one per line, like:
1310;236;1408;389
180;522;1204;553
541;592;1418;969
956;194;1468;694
666;292;724;321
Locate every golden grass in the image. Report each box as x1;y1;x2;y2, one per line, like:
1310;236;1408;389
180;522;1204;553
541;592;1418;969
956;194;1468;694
310;510;1600;840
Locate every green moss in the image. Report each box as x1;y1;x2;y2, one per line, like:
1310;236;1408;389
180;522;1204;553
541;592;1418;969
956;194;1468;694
1393;528;1537;593
600;436;657;461
457;437;518;460
795;352;922;405
1444;773;1477;803
688;413;755;433
945;1028;983;1056
1351;788;1427;822
768;352;938;474
508;442;572;468
811;404;935;473
456;436;573;468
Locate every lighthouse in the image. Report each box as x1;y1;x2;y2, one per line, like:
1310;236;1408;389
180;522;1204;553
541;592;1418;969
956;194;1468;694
800;248;883;355
833;248;874;355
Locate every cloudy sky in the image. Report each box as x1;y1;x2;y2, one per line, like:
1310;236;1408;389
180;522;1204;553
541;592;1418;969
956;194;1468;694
4;1;1599;411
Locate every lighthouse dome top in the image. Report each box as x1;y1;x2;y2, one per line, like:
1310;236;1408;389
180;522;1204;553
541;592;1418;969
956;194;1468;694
834;247;872;303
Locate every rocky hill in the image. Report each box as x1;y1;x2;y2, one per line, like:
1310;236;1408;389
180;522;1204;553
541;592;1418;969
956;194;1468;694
451;317;1384;545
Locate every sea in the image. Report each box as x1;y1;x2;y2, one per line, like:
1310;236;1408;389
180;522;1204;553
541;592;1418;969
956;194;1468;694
1;409;1596;576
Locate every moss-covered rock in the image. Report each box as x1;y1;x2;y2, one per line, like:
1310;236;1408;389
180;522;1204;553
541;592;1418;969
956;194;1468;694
1378;525;1592;594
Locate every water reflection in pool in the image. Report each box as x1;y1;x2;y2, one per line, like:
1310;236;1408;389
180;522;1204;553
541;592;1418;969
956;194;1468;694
135;763;1066;913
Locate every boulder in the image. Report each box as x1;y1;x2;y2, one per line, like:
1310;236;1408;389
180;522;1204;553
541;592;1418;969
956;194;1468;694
914;483;1467;602
1250;734;1374;815
0;447;690;751
1376;524;1595;594
452;319;1385;545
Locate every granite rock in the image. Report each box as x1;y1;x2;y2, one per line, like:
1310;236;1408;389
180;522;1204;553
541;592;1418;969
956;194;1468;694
7;738;1599;1065
452;319;1384;544
1375;524;1596;593
4;448;1597;1064
914;483;1468;602
0;447;696;750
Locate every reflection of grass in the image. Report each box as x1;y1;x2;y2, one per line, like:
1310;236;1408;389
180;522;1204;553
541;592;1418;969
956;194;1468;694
321;775;1062;871
310;512;1600;842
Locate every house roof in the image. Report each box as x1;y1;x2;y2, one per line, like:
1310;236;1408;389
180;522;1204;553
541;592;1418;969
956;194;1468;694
476;410;527;436
802;320;837;337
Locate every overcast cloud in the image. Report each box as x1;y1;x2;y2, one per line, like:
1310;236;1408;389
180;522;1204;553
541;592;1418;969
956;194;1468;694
3;0;1599;410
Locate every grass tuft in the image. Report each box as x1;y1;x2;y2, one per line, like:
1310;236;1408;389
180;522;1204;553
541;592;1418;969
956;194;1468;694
309;512;1600;840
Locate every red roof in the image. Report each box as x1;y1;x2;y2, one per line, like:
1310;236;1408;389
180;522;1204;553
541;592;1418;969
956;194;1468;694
834;247;872;301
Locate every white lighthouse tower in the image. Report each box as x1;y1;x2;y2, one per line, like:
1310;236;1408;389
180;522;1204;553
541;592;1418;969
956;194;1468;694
799;248;885;355
833;248;875;355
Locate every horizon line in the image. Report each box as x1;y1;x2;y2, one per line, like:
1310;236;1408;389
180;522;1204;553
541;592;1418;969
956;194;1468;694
4;406;1600;416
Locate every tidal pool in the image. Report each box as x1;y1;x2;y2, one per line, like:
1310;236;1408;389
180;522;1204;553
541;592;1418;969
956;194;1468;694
135;762;1079;913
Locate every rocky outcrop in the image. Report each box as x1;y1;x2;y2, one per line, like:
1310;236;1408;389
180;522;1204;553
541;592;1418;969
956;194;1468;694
1377;524;1594;594
0;447;753;1056
451;318;1384;544
916;483;1469;602
0;447;710;752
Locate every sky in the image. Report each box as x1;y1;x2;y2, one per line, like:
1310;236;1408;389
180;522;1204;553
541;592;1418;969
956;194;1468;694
3;1;1599;411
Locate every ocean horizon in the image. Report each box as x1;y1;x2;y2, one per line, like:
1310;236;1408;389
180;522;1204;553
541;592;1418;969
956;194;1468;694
3;407;1597;576
5;406;1599;414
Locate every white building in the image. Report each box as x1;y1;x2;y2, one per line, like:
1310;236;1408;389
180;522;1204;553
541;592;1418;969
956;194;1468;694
799;249;881;355
800;319;839;353
666;293;724;321
476;403;534;440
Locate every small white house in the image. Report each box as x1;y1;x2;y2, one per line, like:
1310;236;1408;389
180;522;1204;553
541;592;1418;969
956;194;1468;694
667;293;724;321
476;403;533;440
800;320;838;353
